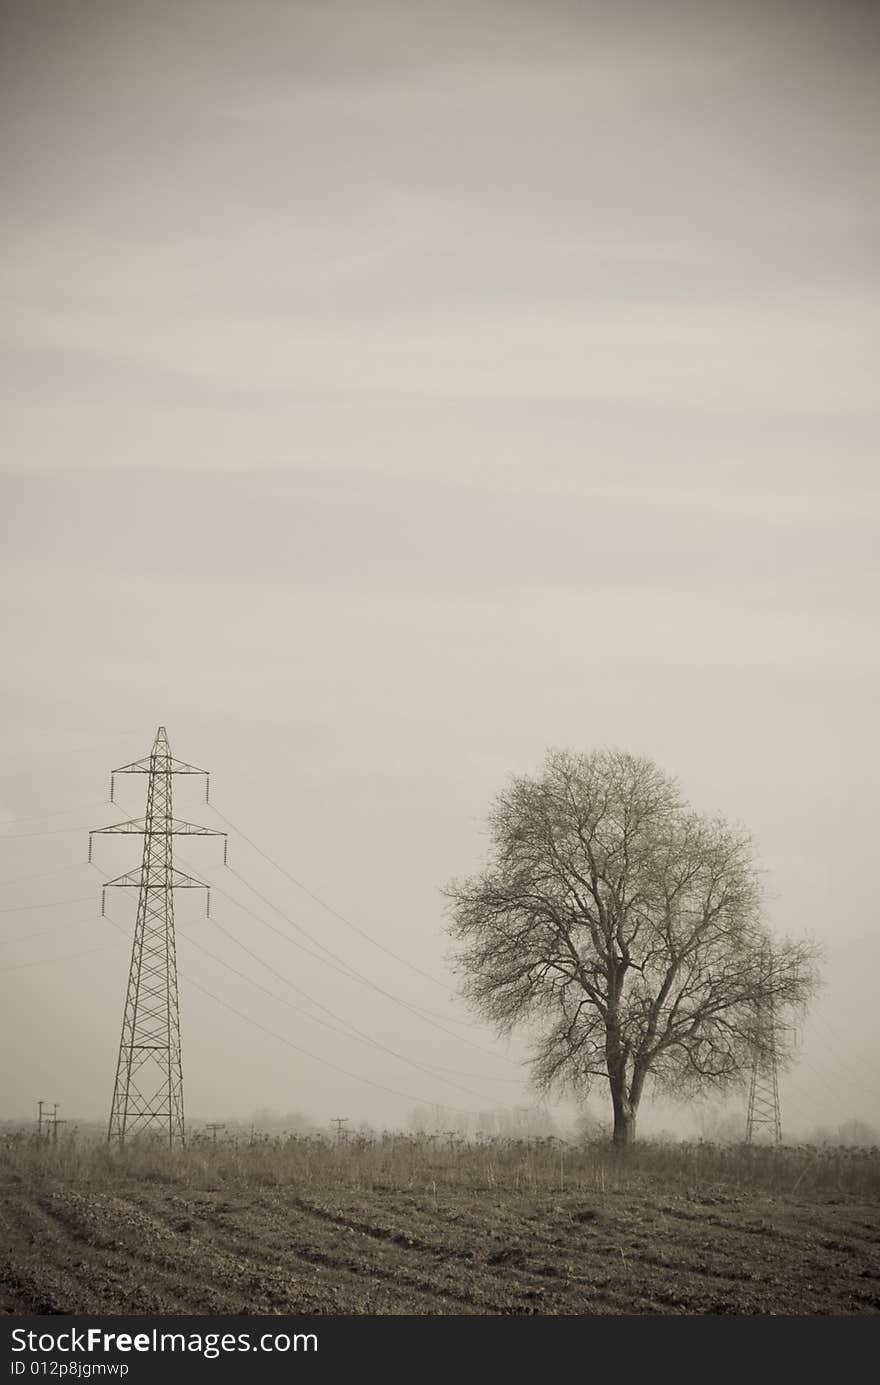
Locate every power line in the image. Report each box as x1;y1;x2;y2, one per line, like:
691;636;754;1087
0;801;109;828
181;967;482;1117
196;909;506;1100
792;1054;872;1121
174;919;491;1102
0;939;124;973
426;1062;524;1083
801;1040;880;1104
0;861;92;889
99;911;481;1117
208;804;454;994
0;895;95;914
0;914;102;948
773;1087;818;1132
780;1065;862;1128
99;874;485;1102
0;825;99;840
781;1081;857;1134
99;853;520;1100
118;810;484;1041
13;897;501;1124
215;859;470;1030
808;1016;880;1098
10;735;521;1121
218;861;522;1065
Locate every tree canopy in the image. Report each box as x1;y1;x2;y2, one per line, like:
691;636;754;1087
446;749;819;1144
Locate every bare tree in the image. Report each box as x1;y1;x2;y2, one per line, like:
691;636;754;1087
446;749;819;1146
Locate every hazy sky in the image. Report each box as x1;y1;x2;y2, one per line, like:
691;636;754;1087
1;0;878;1138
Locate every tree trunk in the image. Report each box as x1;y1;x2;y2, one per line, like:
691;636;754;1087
609;1056;638;1145
606;1017;637;1147
612;1104;636;1146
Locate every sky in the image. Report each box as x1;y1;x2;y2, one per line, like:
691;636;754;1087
1;0;878;1140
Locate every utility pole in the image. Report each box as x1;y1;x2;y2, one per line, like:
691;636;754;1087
47;1106;67;1144
90;727;227;1148
332;1117;349;1143
205;1122;226;1145
745;944;783;1145
36;1100;47;1139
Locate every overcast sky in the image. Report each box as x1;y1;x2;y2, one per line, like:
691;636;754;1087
1;0;878;1138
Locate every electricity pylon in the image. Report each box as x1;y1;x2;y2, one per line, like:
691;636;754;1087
745;944;783;1145
90;727;227;1148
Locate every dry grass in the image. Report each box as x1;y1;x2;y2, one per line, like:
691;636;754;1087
3;1129;880;1201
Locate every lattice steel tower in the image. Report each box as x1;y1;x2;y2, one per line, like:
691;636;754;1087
90;728;226;1147
745;944;783;1145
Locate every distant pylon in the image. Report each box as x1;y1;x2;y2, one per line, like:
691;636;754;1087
90;728;227;1148
745;944;782;1145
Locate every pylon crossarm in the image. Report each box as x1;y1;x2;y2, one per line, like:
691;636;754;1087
165;818;225;839
93;818;147;836
102;869;148;891
113;755;209;776
89;820;145;861
90;818;226;863
110;758;212;803
92;816;222;836
101;867;211;916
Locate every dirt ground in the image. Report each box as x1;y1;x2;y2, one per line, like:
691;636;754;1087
1;1181;878;1315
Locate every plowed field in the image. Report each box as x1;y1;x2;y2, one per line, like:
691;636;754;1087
2;1183;879;1315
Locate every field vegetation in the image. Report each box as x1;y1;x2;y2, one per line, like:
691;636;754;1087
4;1127;880;1200
2;1131;878;1315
